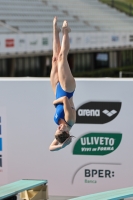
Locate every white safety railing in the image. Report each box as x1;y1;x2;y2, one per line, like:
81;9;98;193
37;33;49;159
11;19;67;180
119;71;133;78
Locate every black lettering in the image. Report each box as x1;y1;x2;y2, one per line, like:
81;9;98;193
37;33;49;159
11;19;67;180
112;171;115;177
92;170;97;177
85;169;91;177
98;170;104;178
105;170;111;178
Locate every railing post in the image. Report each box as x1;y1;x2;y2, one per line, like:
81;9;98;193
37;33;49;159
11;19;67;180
119;71;122;78
112;0;114;8
130;4;132;16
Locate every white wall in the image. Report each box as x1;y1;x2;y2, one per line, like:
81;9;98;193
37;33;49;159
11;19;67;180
0;78;133;197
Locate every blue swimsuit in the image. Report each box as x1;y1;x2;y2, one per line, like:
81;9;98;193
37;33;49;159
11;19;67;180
54;82;74;126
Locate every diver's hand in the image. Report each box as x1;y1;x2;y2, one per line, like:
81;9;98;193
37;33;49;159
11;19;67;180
61;137;72;149
53;96;67;105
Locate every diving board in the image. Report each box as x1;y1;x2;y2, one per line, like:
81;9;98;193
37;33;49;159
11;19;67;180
69;186;133;200
0;179;48;200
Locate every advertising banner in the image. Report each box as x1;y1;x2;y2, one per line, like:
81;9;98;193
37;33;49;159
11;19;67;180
0;32;133;54
0;107;8;186
0;78;133;196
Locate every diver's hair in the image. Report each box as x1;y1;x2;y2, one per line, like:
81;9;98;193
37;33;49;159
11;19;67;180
55;131;75;144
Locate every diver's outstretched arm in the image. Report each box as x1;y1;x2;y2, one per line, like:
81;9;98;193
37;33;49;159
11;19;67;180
49;139;62;151
49;138;72;151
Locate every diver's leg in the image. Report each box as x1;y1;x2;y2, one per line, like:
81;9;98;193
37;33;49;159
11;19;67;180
50;16;61;95
57;21;75;92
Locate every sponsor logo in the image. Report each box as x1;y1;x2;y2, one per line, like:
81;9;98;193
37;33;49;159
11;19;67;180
19;39;25;43
73;132;122;156
72;162;121;184
84;168;115;184
102;109;117;117
42;38;48;45
85;169;114;178
30;40;38;45
76;101;121;124
76;37;81;44
129;35;133;42
19;39;25;46
112;36;119;42
122;35;127;42
5;39;14;47
55;113;58;119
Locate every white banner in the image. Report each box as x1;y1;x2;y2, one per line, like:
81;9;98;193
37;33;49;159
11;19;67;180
0;107;8;186
0;78;133;196
0;32;133;54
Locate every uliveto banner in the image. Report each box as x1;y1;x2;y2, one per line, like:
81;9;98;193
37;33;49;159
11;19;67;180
0;78;133;197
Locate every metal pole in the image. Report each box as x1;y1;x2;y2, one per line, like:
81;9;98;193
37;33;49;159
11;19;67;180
119;71;122;78
112;0;114;7
130;4;132;16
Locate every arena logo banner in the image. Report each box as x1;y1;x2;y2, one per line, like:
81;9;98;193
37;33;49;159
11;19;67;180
73;132;122;156
76;101;122;124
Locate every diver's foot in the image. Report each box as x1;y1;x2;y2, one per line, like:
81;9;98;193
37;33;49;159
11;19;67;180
62;20;71;34
53;16;61;33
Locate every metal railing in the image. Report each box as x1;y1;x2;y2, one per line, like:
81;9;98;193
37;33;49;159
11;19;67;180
119;71;133;78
